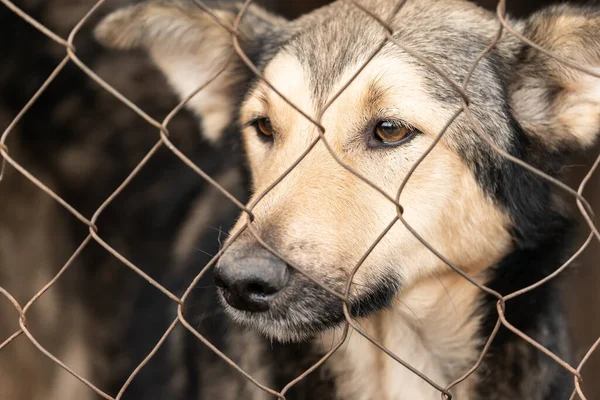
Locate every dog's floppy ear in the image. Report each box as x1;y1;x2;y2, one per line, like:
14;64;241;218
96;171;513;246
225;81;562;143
509;5;600;152
95;0;285;142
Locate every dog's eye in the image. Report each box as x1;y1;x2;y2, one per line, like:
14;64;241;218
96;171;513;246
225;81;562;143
374;120;417;145
251;117;274;140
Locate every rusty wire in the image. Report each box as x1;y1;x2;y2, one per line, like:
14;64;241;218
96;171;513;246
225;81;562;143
0;0;599;399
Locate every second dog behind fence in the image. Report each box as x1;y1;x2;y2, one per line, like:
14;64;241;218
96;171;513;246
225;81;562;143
0;0;599;399
95;0;600;399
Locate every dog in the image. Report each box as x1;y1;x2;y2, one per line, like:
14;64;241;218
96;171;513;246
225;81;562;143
95;0;600;398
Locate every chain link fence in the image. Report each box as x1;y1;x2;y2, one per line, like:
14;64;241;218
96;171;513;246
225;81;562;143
0;0;599;399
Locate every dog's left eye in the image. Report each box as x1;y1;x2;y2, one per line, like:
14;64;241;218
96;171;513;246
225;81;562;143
373;120;418;146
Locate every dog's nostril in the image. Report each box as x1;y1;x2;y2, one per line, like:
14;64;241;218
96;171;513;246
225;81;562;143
246;280;280;297
213;273;227;289
247;282;268;296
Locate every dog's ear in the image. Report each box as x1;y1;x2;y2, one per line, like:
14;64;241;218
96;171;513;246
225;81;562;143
509;5;600;152
95;0;285;142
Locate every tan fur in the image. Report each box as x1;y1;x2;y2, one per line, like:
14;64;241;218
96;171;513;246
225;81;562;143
510;8;600;151
556;70;600;148
321;273;484;400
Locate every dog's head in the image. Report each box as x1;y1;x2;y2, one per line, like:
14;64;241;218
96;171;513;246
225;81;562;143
97;0;600;342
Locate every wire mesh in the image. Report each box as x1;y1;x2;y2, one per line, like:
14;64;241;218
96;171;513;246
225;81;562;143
0;0;598;399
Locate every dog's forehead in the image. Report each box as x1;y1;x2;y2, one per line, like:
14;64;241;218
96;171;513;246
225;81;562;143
252;0;502;107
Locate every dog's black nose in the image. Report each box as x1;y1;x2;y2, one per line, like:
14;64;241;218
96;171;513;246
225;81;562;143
214;249;290;312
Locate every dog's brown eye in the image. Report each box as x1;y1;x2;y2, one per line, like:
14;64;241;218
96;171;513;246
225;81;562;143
255;117;273;138
374;120;415;144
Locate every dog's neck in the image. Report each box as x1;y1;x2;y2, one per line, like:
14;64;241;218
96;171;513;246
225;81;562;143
318;273;484;400
314;224;573;400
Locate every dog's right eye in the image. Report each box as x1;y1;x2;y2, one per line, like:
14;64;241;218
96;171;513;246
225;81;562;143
250;117;274;141
374;120;416;144
367;119;420;149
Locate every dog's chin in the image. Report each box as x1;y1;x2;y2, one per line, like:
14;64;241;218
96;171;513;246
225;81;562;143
222;304;333;343
218;274;401;344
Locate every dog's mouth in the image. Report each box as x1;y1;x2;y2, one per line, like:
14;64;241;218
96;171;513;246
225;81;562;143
215;265;400;343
